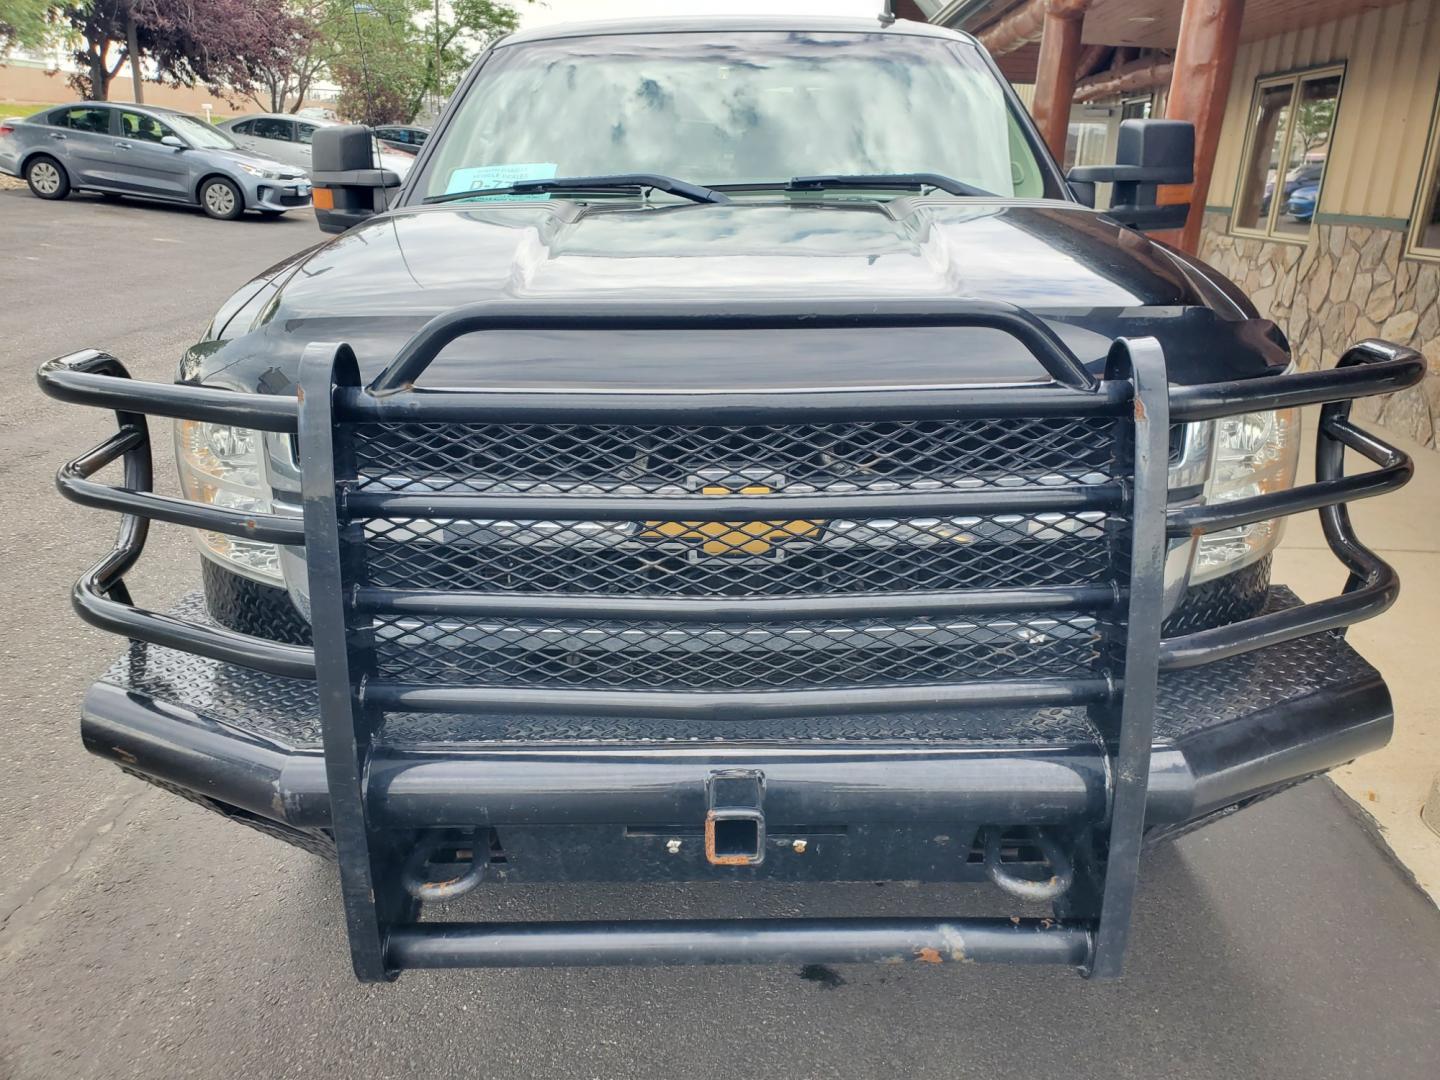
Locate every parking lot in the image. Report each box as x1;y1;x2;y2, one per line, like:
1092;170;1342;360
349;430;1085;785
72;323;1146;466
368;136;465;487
1;188;1438;1079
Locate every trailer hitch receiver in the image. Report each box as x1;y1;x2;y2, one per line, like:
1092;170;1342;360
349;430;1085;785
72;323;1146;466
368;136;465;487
705;770;766;866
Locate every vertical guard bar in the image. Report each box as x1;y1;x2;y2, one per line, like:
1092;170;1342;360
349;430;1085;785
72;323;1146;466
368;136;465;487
1089;337;1169;979
299;341;402;982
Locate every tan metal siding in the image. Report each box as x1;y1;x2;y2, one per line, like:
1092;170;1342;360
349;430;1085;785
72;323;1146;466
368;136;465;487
1208;0;1440;222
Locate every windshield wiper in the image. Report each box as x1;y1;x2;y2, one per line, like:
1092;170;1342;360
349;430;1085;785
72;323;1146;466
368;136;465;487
786;173;994;198
422;173;731;206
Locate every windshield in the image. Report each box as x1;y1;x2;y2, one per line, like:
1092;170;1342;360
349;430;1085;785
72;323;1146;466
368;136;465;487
418;31;1050;202
164;112;237;150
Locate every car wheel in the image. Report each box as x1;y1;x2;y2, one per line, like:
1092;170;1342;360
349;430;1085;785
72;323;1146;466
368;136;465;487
200;177;243;221
25;155;70;200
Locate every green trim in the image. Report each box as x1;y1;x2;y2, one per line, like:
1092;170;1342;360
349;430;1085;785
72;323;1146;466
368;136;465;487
1313;213;1409;231
1204;205;1232;215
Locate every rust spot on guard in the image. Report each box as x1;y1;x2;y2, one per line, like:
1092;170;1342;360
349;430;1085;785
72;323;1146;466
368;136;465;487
915;947;944;964
1134;396;1147;422
704;810;758;866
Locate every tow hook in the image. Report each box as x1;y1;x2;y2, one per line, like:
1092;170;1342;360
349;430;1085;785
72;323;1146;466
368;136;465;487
981;826;1074;901
401;829;487;902
705;770;766;866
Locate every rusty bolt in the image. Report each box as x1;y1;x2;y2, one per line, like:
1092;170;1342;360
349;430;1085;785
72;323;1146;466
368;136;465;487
666;838;683;854
791;839;808;854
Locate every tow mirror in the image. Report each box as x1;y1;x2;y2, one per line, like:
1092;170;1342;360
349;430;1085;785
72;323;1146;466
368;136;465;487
1067;119;1194;232
160;135;185;150
311;125;402;234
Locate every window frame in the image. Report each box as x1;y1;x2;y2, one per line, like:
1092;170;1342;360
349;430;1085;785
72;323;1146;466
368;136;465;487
118;109;176;145
252;117;295;142
48;105;114;135
1404;78;1440;263
1120;96;1153;121
1230;63;1346;245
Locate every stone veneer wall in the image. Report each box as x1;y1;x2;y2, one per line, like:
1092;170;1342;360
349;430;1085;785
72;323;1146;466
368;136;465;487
1198;210;1440;451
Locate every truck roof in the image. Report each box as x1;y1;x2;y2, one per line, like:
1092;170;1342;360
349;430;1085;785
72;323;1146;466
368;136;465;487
500;15;979;49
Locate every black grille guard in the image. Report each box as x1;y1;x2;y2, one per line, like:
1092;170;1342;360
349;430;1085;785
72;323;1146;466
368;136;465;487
37;298;1425;981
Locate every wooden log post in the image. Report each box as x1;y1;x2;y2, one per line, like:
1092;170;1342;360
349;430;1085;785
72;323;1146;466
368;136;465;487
1157;0;1246;252
1032;0;1091;162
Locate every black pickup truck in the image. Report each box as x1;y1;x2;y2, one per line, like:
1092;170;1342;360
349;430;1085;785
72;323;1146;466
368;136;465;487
39;16;1424;981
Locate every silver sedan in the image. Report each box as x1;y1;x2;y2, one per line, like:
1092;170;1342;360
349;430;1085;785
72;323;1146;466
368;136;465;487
0;102;312;220
218;112;415;180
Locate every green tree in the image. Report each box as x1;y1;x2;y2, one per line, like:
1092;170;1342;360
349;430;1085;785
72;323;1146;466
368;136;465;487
332;0;524;126
0;0;56;50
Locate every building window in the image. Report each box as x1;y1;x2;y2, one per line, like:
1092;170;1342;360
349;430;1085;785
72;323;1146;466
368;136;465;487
1408;89;1440;260
1233;66;1344;241
1121;97;1153;121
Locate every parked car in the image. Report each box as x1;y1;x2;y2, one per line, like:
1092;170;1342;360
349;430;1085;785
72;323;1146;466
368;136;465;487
37;16;1425;984
217;112;413;178
1259;160;1324;216
373;124;429;155
1286;182;1320;223
0;102;311;219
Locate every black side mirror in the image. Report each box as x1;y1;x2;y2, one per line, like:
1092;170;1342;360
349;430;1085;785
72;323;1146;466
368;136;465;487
311;125;402;235
1066;119;1194;232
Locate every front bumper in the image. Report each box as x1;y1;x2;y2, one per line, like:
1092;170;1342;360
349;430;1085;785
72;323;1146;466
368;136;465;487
246;178;312;213
84;588;1391;858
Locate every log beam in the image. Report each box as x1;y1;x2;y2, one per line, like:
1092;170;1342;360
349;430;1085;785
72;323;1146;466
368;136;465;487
1031;2;1091;160
1074;56;1175;103
1156;0;1246;252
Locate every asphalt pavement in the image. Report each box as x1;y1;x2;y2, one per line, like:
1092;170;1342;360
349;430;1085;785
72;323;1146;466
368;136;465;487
1;188;1438;1080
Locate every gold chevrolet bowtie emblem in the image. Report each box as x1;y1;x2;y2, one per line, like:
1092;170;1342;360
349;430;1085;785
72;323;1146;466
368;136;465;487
640;484;823;556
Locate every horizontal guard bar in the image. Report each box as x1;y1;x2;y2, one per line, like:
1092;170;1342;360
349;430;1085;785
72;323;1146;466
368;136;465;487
345;484;1125;522
366;298;1100;394
385;917;1094;970
352;583;1121;621
363;677;1112;720
1169;341;1424;422
73;572;316;679
1166;460;1410;536
57;429;305;545
38;351;298;432
337;383;1132;424
1158;575;1396;670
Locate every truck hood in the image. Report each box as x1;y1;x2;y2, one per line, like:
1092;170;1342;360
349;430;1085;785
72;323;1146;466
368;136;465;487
196;198;1287;390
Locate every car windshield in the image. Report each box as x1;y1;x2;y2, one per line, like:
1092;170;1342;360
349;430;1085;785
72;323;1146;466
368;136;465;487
417;31;1048;202
164;112;237;150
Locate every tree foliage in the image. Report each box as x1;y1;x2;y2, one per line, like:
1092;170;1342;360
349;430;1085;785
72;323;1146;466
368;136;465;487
332;0;526;125
8;0;527;118
0;0;55;50
59;1;292;102
243;0;338;113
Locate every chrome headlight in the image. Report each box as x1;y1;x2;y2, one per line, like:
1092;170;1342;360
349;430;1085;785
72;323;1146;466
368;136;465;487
1190;404;1301;583
175;419;283;584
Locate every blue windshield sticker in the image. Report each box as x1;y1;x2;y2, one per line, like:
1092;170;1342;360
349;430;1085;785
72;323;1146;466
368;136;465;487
444;162;560;200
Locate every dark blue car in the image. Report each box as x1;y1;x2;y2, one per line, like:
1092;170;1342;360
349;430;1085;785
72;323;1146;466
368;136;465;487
1286;182;1320;223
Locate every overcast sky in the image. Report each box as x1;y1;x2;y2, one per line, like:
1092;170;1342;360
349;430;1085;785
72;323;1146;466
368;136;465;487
518;1;888;30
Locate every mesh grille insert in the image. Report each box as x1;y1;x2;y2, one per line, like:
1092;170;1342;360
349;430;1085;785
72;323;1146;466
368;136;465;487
346;412;1128;695
352;417;1116;493
362;513;1115;597
371;612;1103;690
